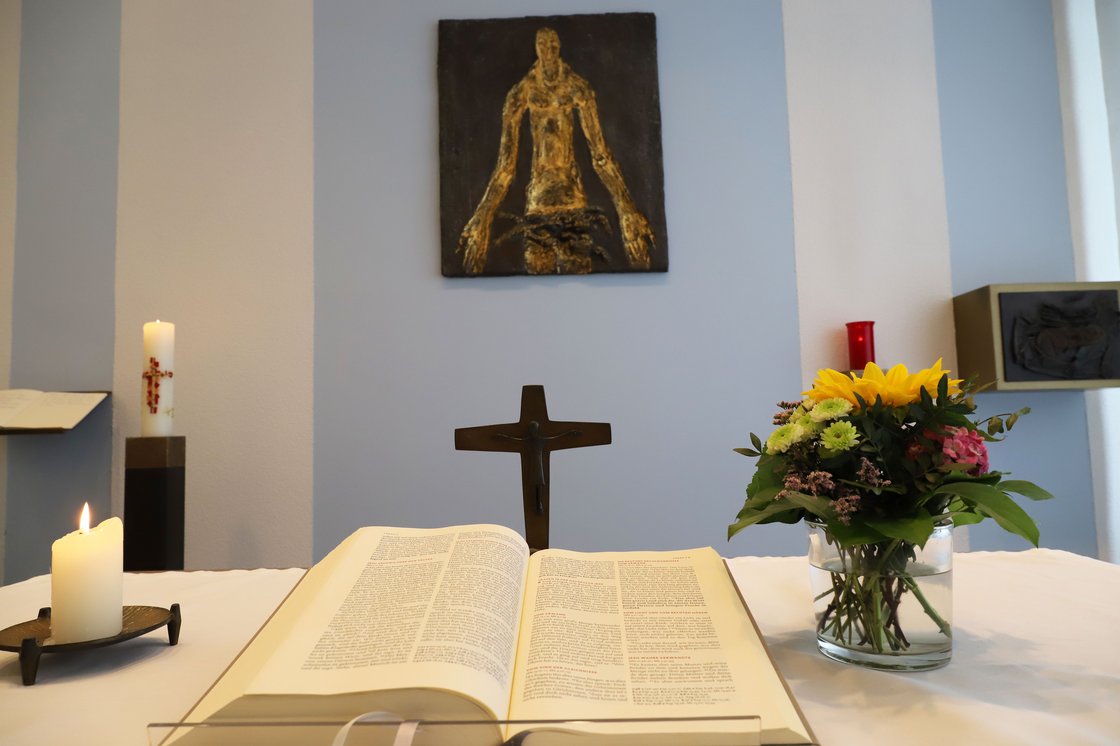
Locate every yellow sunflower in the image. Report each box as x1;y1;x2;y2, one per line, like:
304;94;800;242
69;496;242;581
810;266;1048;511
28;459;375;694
803;358;962;407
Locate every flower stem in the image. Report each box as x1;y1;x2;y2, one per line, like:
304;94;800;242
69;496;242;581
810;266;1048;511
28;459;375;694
815;537;950;655
901;574;952;638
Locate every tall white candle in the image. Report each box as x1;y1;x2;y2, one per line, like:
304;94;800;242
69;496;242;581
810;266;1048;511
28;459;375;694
141;320;175;437
50;504;124;643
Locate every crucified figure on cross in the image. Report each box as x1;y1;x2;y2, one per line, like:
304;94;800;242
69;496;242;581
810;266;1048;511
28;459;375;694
455;386;611;551
495;421;582;515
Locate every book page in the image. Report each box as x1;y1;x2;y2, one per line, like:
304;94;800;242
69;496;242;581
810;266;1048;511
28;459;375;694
0;390;40;427
248;524;530;722
508;547;810;744
0;391;106;429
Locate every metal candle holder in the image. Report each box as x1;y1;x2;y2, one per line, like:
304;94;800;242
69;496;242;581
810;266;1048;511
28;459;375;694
0;604;181;685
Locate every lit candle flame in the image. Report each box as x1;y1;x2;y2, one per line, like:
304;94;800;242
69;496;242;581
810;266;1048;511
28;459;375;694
79;502;91;534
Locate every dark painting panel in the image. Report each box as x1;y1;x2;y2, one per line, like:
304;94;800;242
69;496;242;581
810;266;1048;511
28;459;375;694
998;290;1120;382
438;13;668;277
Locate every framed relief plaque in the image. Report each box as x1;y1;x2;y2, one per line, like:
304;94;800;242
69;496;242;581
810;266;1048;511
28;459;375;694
953;282;1120;390
438;13;668;277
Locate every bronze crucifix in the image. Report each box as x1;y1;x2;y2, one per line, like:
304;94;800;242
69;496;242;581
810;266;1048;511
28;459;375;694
455;385;611;552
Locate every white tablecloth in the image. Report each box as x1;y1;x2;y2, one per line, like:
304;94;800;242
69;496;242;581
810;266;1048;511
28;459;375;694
0;568;305;745
1;550;1117;745
728;550;1120;745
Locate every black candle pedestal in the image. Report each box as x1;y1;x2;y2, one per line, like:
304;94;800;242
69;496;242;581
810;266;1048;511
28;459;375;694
124;436;185;571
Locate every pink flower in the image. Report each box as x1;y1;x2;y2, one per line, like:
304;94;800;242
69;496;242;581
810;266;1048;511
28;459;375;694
941;427;989;475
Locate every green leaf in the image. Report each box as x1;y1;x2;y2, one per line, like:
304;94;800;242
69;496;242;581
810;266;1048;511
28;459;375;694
825;521;889;547
937;373;948;402
941;412;974;429
865;515;937;547
998;480;1056;501
837;478;905;495
750;432;763;451
956;472;1003;486
767;510;804;525
949;510;985;526
739;485;783;513
733;447;760;458
920;385;934;408
781;491;834;520
936;482;1041;546
728;499;801;539
746;457;783;500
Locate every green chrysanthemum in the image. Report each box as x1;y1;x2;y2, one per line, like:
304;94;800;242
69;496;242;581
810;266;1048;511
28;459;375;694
809;397;853;423
819;420;860;452
766;422;808;454
790;410;825;436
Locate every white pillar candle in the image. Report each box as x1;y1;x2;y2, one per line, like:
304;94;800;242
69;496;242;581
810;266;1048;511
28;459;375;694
50;504;124;643
141;320;175;436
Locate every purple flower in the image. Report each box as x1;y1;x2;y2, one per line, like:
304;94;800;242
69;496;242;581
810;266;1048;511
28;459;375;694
832;490;862;524
782;473;806;492
856;457;890;487
805;471;836;496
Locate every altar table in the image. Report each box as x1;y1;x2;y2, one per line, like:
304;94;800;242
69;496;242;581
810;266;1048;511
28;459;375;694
0;549;1117;745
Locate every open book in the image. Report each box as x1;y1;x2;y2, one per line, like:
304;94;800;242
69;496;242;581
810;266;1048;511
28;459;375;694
0;390;108;432
169;525;816;745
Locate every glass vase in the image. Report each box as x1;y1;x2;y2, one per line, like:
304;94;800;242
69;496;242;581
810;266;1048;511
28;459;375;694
807;521;952;671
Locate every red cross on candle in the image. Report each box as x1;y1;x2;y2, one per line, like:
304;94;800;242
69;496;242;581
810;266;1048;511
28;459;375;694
142;357;174;414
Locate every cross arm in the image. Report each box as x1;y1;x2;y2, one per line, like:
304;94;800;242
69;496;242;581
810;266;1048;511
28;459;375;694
454;423;529;453
540;421;612;450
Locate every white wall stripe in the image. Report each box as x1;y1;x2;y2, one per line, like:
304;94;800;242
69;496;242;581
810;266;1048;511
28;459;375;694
1052;0;1120;562
114;0;314;570
783;0;957;384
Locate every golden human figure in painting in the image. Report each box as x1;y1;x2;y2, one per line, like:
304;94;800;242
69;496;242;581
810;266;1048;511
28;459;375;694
458;27;655;274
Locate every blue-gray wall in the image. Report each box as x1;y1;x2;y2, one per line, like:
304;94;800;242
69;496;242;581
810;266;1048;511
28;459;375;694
2;0;1101;581
934;0;1096;553
312;0;1096;559
312;0;806;559
5;0;119;581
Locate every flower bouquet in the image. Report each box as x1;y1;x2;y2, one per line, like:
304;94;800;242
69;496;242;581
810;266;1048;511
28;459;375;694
729;360;1054;670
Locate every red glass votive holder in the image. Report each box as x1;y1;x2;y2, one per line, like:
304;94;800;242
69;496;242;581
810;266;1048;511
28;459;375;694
846;321;875;371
